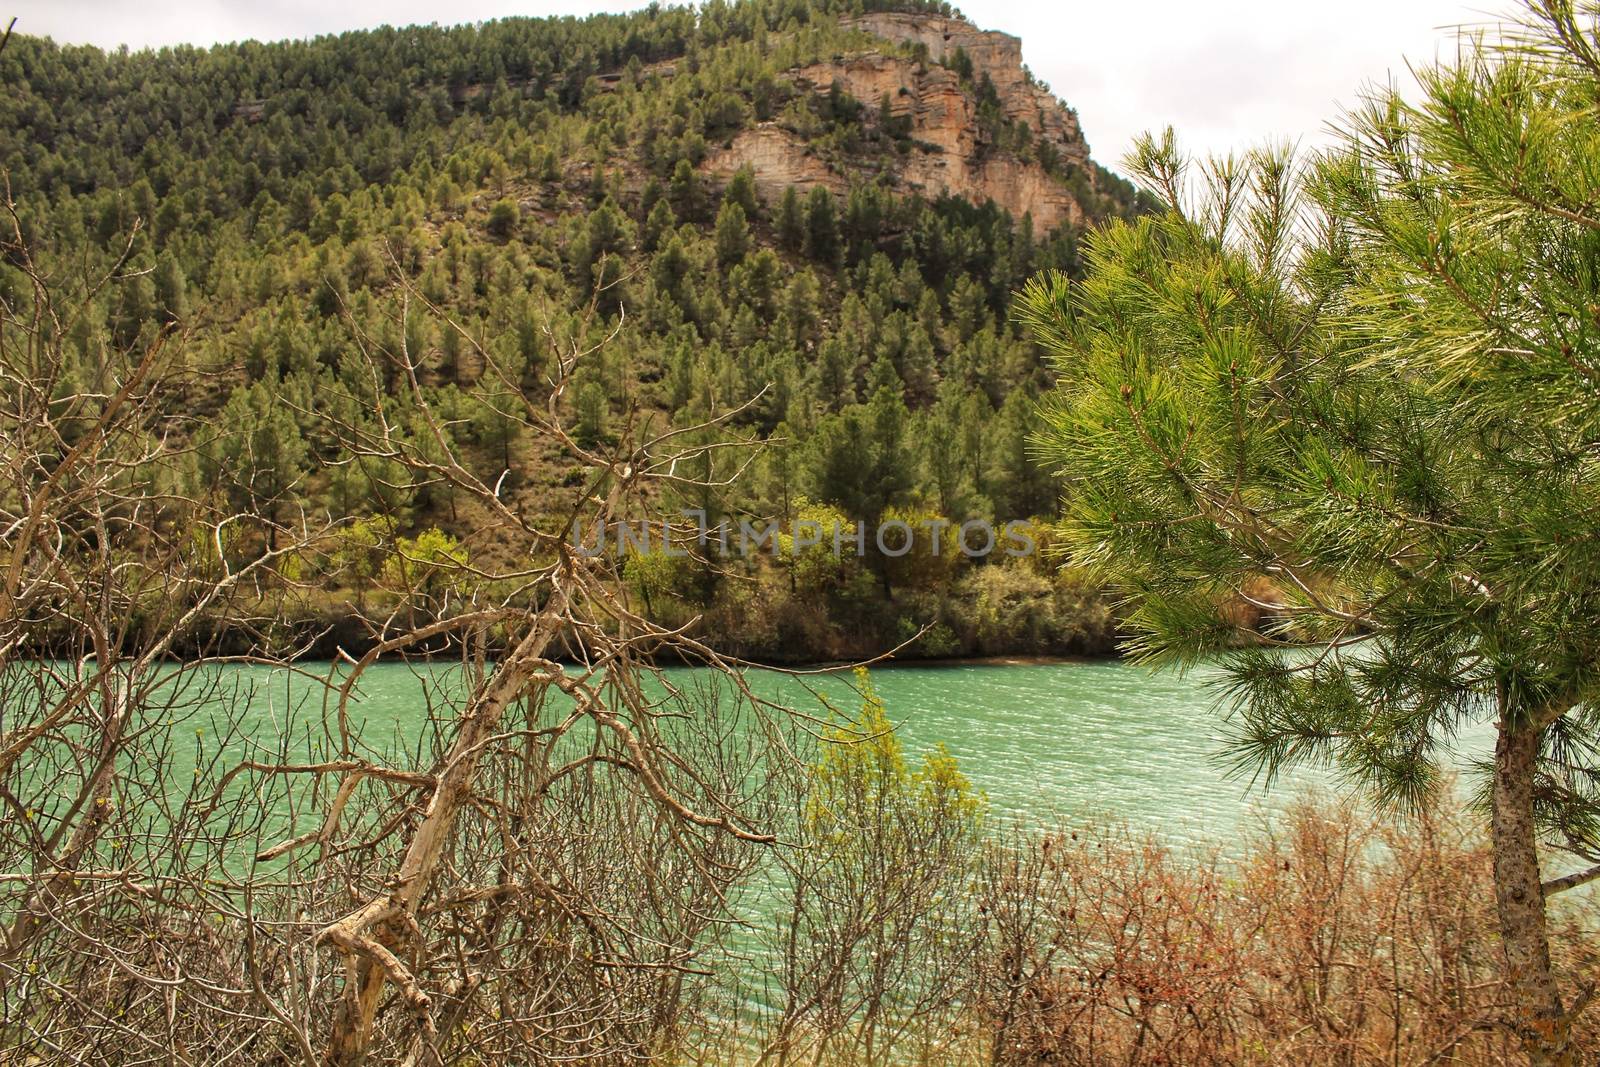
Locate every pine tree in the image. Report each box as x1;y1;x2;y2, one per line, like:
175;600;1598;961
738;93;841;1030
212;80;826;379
152;256;187;322
652;235;694;321
723;165;760;220
573;378;608;448
208;380;308;546
487;198;520;238
714;200;750;268
988;387;1052;519
777;185;806;253
803;184;840;266
1024;10;1600;1057
669;158;701;222
642;198;677;253
755;422;798;524
470;392;521;477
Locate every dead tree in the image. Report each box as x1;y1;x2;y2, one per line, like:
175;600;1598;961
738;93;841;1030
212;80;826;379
0;187;333;1056
251;268;796;1065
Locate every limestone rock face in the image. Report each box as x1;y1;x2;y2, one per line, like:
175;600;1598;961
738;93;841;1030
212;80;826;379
706;125;845;196
702;12;1095;231
843;12;1090;168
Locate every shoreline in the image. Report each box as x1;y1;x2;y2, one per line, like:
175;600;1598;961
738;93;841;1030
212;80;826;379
841;652;1107;670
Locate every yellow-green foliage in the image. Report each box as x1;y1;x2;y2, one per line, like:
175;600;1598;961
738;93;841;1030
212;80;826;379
622;548;697;617
386;527;470;596
335;516;398;582
808;667;985;840
779;498;875;604
765;668;987;1054
879;504;962;593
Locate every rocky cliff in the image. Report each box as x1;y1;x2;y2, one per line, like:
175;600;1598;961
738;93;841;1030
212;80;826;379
843;12;1090;164
703;12;1096;231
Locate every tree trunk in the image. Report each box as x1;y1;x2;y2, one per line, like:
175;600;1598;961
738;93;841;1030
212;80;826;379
322;608;562;1065
1490;719;1570;1066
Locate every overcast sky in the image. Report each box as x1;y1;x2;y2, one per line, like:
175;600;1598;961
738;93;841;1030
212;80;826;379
13;0;1502;173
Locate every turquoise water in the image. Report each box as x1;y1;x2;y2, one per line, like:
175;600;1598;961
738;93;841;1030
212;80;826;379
177;657;1499;851
773;659;1496;842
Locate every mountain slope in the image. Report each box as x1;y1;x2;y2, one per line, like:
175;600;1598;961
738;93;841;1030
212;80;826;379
0;0;1144;661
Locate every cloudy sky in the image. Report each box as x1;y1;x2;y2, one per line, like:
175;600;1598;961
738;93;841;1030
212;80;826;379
13;0;1501;173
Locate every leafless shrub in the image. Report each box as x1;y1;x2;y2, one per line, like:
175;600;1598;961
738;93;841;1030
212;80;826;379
976;798;1600;1067
0;207;798;1064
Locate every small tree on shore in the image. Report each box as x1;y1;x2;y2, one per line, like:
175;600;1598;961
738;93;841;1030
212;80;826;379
1023;4;1600;1062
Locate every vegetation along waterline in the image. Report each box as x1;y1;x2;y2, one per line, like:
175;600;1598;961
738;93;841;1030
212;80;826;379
4;0;1600;1062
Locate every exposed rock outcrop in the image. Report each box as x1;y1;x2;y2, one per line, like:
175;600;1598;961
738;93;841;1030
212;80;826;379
706;125;844;195
702;12;1095;231
843;12;1089;167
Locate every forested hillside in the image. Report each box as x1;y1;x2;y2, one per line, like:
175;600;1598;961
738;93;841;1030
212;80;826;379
1;0;1149;661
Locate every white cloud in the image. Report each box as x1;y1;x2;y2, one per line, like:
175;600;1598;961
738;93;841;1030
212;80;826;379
11;0;1505;174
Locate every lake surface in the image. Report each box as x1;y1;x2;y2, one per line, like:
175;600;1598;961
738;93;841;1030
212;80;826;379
193;657;1501;851
769;659;1496;843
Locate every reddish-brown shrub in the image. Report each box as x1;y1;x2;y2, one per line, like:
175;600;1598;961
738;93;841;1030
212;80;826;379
976;799;1600;1066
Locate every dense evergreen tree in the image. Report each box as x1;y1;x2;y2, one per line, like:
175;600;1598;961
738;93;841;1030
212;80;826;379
1026;8;1600;1056
714;200;750;267
206;380;309;545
